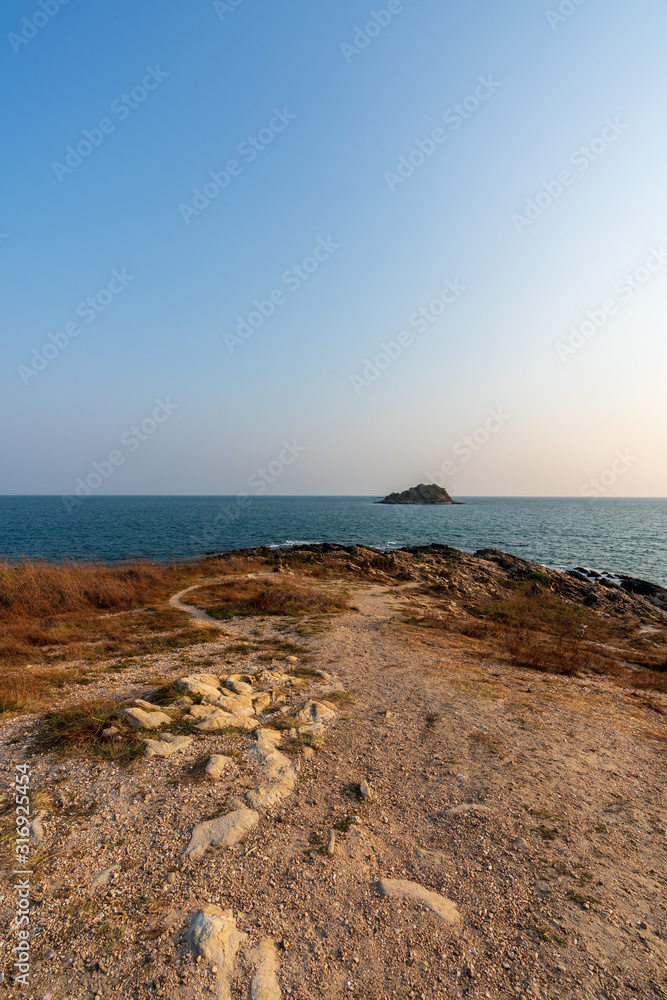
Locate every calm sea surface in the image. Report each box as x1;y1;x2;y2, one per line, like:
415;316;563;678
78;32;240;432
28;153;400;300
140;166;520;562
0;496;665;587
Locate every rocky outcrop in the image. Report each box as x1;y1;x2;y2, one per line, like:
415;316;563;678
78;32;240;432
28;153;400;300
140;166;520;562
375;483;462;504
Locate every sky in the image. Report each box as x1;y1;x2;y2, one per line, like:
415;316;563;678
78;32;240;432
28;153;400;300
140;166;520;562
1;0;666;498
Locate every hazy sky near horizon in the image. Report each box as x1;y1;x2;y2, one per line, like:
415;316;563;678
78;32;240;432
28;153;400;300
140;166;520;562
1;0;666;498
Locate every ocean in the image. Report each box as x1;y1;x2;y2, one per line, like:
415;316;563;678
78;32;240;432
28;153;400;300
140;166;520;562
0;495;665;587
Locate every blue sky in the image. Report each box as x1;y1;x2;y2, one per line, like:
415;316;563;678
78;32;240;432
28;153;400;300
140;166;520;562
1;0;665;497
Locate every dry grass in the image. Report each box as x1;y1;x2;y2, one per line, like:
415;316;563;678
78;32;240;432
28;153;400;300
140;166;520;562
32;698;145;763
184;577;349;620
407;583;667;689
0;556;246;716
0;664;89;715
0;557;238;668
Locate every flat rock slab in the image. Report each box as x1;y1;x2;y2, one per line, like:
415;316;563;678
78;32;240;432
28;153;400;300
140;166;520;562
194;709;257;733
189;906;247;997
256;728;283;752
120;707;172;730
376;879;461;926
442;804;494;816
246;771;296;810
182;808;259;860
89;864;119;894
245;731;296;809
144;734;193;758
250;938;281;1000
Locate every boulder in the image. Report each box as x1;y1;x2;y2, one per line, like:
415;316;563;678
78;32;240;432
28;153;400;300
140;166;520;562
376;879;460;925
143;734;193;758
252;692;272;714
297;700;336;724
224;678;254;696
205;755;232;780
185;674;222;689
133;699;163;712
170;695;194;711
216;693;255;717
187;704;218;720
182;809;259;860
176;678;221;702
120;707;172;730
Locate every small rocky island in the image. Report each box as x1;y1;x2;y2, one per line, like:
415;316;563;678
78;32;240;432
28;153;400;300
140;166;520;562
375;483;463;505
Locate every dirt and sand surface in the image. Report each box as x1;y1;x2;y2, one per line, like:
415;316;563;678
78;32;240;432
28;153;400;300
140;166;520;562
1;544;666;999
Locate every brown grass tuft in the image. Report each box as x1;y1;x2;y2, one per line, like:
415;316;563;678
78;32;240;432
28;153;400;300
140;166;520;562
32;698;144;762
